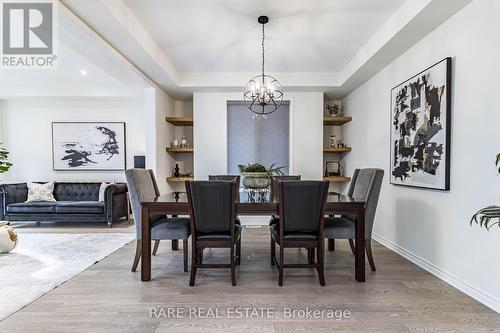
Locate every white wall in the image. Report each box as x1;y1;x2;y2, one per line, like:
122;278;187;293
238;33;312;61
144;87;177;194
342;0;500;312
1;98;145;183
193;92;323;180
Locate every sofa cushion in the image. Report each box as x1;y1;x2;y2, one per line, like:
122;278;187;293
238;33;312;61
7;202;57;214
55;201;105;214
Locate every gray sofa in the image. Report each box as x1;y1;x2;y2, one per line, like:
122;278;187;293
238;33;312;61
0;182;128;227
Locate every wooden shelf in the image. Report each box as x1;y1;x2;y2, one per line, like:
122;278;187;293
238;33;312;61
323;116;352;126
323;147;352;153
166;177;193;183
166;117;193;126
324;176;351;182
166;147;193;153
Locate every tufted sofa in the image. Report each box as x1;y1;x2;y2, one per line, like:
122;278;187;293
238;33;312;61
0;182;128;227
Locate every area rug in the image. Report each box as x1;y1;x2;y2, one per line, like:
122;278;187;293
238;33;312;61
0;233;135;321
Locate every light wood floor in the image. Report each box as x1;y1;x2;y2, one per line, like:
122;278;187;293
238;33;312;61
1;225;498;332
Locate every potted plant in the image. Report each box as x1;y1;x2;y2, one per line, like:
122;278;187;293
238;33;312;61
238;163;285;189
0;145;12;183
470;153;500;230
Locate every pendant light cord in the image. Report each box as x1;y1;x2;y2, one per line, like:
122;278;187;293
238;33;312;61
261;23;265;78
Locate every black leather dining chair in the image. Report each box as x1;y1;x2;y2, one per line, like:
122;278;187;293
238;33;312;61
270;180;329;286
268;175;301;227
208;175;241;183
324;168;384;271
186;180;241;286
208;175;241;226
125;169;191;273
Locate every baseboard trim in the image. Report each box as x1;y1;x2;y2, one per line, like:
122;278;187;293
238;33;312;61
372;232;500;313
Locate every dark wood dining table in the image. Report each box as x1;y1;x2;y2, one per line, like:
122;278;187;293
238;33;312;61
141;191;366;282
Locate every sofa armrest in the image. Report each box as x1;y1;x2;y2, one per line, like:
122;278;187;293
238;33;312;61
0;183;28;220
104;183;128;224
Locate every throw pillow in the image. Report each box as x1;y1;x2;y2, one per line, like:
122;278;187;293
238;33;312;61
26;182;56;202
98;181;115;202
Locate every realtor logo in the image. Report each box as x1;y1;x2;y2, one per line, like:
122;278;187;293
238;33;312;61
1;0;57;68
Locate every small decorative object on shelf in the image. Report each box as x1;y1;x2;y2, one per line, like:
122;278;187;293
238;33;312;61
337;142;345;148
174;164;180;177
329;135;337;147
0;221;17;253
325;161;342;177
325;100;343;117
173;139;179;148
180;136;189;148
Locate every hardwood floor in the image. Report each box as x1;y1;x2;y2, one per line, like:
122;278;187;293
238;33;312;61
1;226;498;332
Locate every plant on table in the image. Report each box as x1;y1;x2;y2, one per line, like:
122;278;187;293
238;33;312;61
238;163;285;189
470;153;500;230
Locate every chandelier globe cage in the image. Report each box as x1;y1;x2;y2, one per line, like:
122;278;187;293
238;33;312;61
243;16;284;117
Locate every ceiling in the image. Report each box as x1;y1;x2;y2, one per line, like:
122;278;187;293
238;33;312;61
122;0;405;74
0;5;151;99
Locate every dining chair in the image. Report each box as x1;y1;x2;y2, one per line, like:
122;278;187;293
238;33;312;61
324;168;384;271
208;175;241;183
125;169;191;272
270;180;329;286
208;175;241;226
268;175;301;227
186;180;241;286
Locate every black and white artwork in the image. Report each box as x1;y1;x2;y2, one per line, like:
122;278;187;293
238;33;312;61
390;58;451;190
52;122;126;171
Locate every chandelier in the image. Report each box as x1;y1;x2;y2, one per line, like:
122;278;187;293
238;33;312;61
243;16;283;117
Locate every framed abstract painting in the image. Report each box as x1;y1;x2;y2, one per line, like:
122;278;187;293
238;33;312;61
390;57;451;190
52;122;126;171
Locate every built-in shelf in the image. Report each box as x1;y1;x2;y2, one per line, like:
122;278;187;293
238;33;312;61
166;147;193;153
324;176;351;182
166;117;193;126
323;116;352;126
166;176;193;183
323;147;352;153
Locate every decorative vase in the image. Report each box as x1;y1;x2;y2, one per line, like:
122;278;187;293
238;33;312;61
0;222;17;253
241;172;271;189
174;164;180;177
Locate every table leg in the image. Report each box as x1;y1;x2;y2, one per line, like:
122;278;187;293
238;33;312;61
141;207;151;281
172;240;179;251
355;207;365;282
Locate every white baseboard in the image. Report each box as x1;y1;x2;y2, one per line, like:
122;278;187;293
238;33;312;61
372;232;500;314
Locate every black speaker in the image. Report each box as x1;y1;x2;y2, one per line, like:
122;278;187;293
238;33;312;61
134;155;146;169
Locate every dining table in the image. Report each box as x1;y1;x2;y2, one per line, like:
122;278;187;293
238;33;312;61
140;190;366;282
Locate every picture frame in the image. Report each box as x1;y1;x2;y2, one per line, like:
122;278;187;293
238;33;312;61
52;122;126;171
390;57;451;190
325;161;341;176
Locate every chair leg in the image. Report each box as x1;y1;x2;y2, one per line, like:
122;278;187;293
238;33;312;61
183;239;188;272
198;248;204;264
328;239;335;251
152;240;160;256
366;239;376;271
278;244;284;286
131;240;141;272
317;245;325;286
230;246;236;286
236;238;241;265
348;239;356;255
270;239;276;265
189;245;197;286
308;248;315;264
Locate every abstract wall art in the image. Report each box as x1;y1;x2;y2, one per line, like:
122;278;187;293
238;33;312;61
52;122;126;171
390;58;451;190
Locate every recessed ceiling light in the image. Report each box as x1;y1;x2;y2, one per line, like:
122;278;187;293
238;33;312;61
80;70;88;76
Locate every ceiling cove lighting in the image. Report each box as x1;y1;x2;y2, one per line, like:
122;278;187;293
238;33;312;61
243;16;283;118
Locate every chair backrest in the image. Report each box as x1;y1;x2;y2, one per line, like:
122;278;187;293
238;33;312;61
270;175;301;202
347;168;384;237
208;175;241;183
186;181;236;237
125;169;161;239
278;180;329;234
